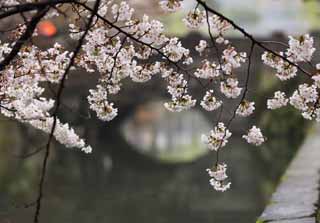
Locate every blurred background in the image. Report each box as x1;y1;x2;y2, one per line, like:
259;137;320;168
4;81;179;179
0;0;319;222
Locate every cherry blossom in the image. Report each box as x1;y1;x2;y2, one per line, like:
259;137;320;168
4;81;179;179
289;84;318;111
194;60;220;79
159;0;183;13
163;37;190;62
201;122;232;151
243;126;265;146
312;74;320;88
88;85;118;122
183;8;206;29
209;178;231;192
236;100;255;117
208;15;232;36
200;90;222;111
195;40;207;55
206;163;231;192
220;78;242;99
221;47;246;74
267;91;289;110
287;34;315;62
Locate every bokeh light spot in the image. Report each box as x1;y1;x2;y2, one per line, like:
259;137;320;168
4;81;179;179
37;21;57;37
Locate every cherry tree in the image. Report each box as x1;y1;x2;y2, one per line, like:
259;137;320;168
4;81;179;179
0;0;318;221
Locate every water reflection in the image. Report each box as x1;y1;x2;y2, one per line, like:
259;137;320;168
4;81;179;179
122;101;210;163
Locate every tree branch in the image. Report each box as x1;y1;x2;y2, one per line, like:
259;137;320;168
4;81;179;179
32;0;101;222
196;0;313;77
0;7;49;71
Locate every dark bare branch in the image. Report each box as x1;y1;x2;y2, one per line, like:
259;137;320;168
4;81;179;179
32;0;101;222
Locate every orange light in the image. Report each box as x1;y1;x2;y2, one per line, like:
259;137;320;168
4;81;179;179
37;21;57;37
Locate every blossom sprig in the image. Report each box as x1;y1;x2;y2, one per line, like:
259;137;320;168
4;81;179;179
286;34;315;63
208;15;232;37
183;8;206;29
201;122;232;151
221;46;247;75
289;84;320;120
243;126;265;146
194;60;220;79
261;34;316;81
87;85;118;122
200;90;222;111
159;0;182;13
267;91;289;110
195;40;208;55
206;163;231;192
236;100;255;117
220;78;242;99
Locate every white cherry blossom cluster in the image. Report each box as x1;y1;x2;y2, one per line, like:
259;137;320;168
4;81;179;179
221;47;247;75
220;78;242;99
195;40;207;55
111;1;134;22
194;60;220;79
0;43;91;153
159;0;182;13
208;15;232;43
182;8;206;29
201;122;232;151
243;126;265;146
262;34;315;82
206;163;231;192
312;72;320;88
262;52;298;81
29;118;93;154
163;37;191;62
1;0;17;6
289;84;319;120
267;91;289;110
236;100;255;117
162;71;196;112
287;34;315;63
200;90;222;111
87;85;118;122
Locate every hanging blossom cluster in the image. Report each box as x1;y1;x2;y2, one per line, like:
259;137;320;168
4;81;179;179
0;42;92;154
262;34;320;122
201;122;232;152
206;163;231;192
159;0;182;13
1;0;319;193
243;126;265;146
201;122;232;192
200;90;222;111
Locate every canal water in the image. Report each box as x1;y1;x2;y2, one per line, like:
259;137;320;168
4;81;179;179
0;98;306;223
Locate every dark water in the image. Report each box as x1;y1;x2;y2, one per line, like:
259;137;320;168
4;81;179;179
0;105;275;223
0;63;309;223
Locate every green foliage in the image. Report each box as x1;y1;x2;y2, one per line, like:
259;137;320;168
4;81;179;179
302;0;320;29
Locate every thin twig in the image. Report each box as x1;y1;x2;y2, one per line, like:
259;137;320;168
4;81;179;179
196;0;313;77
32;0;101;222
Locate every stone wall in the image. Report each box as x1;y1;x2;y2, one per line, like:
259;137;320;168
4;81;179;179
258;124;320;223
